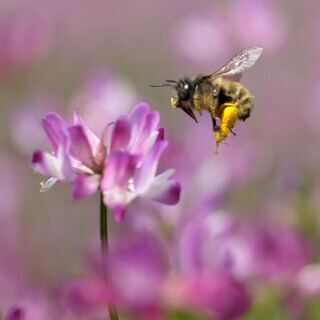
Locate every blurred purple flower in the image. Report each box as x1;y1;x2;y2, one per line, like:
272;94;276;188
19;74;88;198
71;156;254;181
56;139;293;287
178;212;255;279
0;11;54;73
60;233;168;319
61;232;250;319
30;103;180;222
179;269;250;320
178;211;310;283
69;69;140;135
59;277;110;317
246;221;310;281
5;307;25;320
105;233;168;316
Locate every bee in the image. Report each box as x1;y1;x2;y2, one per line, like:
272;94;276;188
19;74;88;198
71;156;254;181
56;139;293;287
152;47;263;153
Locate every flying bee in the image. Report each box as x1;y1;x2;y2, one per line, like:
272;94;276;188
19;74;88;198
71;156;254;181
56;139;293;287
151;47;263;153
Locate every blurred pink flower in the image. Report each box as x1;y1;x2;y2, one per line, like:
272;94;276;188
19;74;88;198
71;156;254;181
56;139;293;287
178;269;250;320
10;94;64;155
59;277;110;317
229;0;288;51
61;232;250;319
246;221;310;281
60;233;168;319
295;264;320;297
105;233;168;317
30;103;180;222
178;212;254;279
69;69;140;135
170;6;231;68
178;212;310;282
5;307;25;320
0;11;54;72
171;0;287;67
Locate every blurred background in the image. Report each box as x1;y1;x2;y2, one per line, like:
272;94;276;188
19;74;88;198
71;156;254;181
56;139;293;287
1;0;320;319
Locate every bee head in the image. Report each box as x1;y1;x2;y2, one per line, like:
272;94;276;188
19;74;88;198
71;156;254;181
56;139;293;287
177;80;192;101
173;79;197;123
151;79;198;123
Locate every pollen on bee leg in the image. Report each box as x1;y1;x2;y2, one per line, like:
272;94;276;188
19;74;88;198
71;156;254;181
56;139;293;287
171;96;178;108
39;177;58;192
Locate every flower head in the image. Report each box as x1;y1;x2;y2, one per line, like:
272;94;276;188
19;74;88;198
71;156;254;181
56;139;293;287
30;103;181;222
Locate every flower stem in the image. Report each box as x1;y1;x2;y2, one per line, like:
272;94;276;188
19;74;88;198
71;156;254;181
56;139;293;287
100;191;109;249
100;192;120;320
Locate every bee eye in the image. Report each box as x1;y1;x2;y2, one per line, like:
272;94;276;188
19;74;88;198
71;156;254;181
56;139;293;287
179;83;190;101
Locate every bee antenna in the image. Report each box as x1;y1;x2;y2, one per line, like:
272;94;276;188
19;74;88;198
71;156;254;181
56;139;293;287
150;83;175;88
166;80;179;84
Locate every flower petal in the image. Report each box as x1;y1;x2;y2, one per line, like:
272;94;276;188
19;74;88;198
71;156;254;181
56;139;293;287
73;110;100;154
30;148;74;181
127;102;149;150
133;110;160;154
71;174;100;202
102;194;132;223
101;151;140;223
142;171;181;205
42;112;69;156
68;126;97;170
103;188;137;223
110;116;131;151
101;151;140;190
134;139;168;191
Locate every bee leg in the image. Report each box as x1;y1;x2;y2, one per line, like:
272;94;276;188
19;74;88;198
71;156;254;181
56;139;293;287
230;128;237;136
214;141;219;155
214;105;238;154
219;105;239;141
214;140;228;154
211;116;220;132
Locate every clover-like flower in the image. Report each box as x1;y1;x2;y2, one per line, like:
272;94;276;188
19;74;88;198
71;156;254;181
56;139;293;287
31;103;181;222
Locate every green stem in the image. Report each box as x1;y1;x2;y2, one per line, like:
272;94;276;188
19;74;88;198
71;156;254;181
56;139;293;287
100;192;108;249
100;192;120;320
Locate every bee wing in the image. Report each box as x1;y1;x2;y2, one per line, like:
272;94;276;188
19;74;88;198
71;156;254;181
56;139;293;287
210;47;263;80
224;73;243;82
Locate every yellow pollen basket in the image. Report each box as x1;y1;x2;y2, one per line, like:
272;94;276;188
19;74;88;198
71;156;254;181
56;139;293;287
215;104;239;143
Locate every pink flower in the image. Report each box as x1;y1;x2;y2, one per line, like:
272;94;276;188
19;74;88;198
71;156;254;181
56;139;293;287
69;69;140;135
178;212;310;282
179;269;250;320
0;11;54;73
30;103;180;222
247;221;310;281
295;264;320;297
5;307;25;320
60;232;250;319
60;233;168;319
